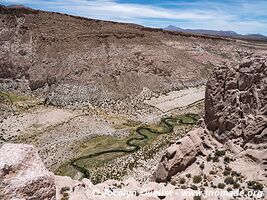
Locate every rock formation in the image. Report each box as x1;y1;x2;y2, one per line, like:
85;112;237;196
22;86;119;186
153;55;266;198
205;56;267;144
153;128;206;182
0;143;56;200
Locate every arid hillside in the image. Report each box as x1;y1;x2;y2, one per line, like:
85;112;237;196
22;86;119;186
0;5;255;108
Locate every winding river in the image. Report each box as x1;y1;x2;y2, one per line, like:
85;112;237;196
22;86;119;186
68;113;198;180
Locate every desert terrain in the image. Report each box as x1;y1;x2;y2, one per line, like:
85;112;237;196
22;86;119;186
0;5;267;200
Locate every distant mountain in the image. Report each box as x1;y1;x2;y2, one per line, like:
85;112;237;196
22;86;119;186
164;25;267;41
6;4;31;9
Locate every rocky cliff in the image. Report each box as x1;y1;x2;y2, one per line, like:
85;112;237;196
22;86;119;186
205;55;267;144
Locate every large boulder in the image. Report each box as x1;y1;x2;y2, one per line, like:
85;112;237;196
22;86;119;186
0;143;56;200
153;128;206;182
205;55;267;144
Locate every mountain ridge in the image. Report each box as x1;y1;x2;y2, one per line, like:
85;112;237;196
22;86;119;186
164;25;267;41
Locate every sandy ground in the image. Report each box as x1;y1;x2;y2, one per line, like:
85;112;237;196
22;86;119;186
144;86;205;112
0;105;136;170
0;107;74;140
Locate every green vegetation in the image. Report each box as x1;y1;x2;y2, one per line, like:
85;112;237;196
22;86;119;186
57;113;199;183
191;185;198;190
224;177;235;185
212;156;219;162
193;175;202;184
194;196;201;200
207;154;212;162
215;150;226;157
218;183;226;189
0;91;29;104
224;156;230;163
179;177;186;184
186;173;192;178
231;171;241;177
113;119;141;129
247;181;264;191
199;163;205;170
223;166;232;176
233;183;240;189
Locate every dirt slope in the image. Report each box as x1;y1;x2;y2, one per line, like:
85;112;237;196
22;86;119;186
0;5;253;107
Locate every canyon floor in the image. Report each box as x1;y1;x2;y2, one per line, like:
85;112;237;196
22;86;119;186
0;86;204;183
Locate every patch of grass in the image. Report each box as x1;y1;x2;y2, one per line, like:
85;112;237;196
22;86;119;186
224;156;230;163
179;177;186;184
191;185;198;190
207;154;212;162
123;119;141;127
194;196;201;200
0;91;29;104
178;114;198;124
215;150;226;157
193;175;202;184
212;155;219;162
218;183;226;189
186;173;192;178
60;186;70;194
231;171;241;177
233;183;240;189
57;113;198;183
247;181;263;191
113;119;142;129
224;177;235;185
200;163;205;170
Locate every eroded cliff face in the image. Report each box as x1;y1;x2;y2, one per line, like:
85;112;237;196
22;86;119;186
0;5;246;108
205;56;267;144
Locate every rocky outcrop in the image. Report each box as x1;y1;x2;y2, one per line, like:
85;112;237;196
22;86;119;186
154;55;267;185
205;55;267;144
153;128;206;182
0;143;56;200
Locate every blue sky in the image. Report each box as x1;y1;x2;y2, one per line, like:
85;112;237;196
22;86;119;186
2;0;267;35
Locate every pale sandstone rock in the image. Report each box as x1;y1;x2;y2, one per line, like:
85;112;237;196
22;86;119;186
153;128;206;182
205;56;267;144
0;143;56;200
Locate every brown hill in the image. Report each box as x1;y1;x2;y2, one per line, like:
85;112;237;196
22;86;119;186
0;5;255;107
